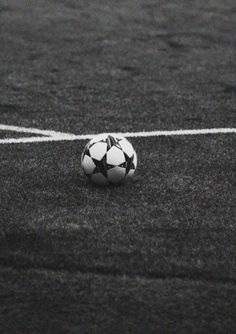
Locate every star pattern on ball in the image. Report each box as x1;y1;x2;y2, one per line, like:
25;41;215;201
81;134;137;185
92;155;108;177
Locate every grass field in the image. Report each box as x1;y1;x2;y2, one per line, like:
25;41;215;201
0;1;236;333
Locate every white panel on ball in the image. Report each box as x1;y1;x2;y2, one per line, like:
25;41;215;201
107;166;126;183
119;139;134;158
89;142;107;161
82;155;96;174
133;151;138;168
106;146;125;166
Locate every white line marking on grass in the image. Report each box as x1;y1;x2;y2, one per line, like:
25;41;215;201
0;136;75;144
0;124;75;138
116;128;236;138
0;127;235;145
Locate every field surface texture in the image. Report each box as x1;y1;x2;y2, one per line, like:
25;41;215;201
0;1;236;333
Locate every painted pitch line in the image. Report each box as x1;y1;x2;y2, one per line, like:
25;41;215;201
0;136;86;144
0;124;75;138
117;128;236;138
0;128;235;145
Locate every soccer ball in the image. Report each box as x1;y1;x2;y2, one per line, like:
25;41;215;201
81;134;137;185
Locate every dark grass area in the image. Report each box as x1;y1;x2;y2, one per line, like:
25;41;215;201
0;0;236;333
1;0;236;134
1;136;235;279
0;268;236;334
0;136;236;332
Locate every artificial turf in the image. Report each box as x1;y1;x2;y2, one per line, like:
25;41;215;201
1;135;236;333
0;0;236;333
0;268;235;334
1;0;235;134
